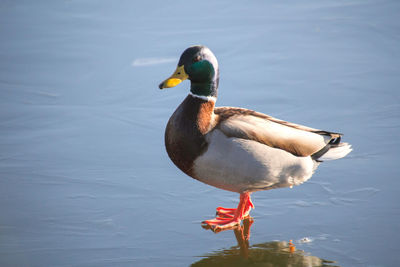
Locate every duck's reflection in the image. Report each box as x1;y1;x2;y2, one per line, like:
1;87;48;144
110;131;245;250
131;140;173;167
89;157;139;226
195;217;337;267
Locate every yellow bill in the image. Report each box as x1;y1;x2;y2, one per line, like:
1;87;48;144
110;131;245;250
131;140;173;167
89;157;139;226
159;65;188;89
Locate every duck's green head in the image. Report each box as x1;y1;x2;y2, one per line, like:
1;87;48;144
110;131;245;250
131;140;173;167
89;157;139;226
159;45;219;98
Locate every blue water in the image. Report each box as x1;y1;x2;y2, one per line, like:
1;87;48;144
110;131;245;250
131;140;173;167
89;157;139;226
1;1;399;266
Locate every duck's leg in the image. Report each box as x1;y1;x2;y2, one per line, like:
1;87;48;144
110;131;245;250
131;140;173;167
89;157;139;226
202;192;254;231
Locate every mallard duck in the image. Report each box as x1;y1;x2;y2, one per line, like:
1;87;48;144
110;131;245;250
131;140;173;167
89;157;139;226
159;45;352;231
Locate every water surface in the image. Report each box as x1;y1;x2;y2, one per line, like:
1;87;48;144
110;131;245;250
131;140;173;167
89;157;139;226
1;1;399;266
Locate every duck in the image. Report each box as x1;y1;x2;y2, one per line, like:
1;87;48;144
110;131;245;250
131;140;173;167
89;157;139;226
159;45;352;231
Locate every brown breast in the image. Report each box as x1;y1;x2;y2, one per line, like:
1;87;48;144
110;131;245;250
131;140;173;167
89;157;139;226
164;95;216;177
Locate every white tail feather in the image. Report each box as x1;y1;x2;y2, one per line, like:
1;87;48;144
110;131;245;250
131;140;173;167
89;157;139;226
319;143;352;161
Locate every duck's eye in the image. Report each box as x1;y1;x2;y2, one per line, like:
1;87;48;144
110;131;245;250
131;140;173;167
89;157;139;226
177;72;181;75
193;55;201;62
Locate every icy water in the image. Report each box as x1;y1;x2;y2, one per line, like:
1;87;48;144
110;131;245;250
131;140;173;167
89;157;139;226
1;1;399;266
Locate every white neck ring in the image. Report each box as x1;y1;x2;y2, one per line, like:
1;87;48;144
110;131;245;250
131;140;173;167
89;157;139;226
189;92;217;102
